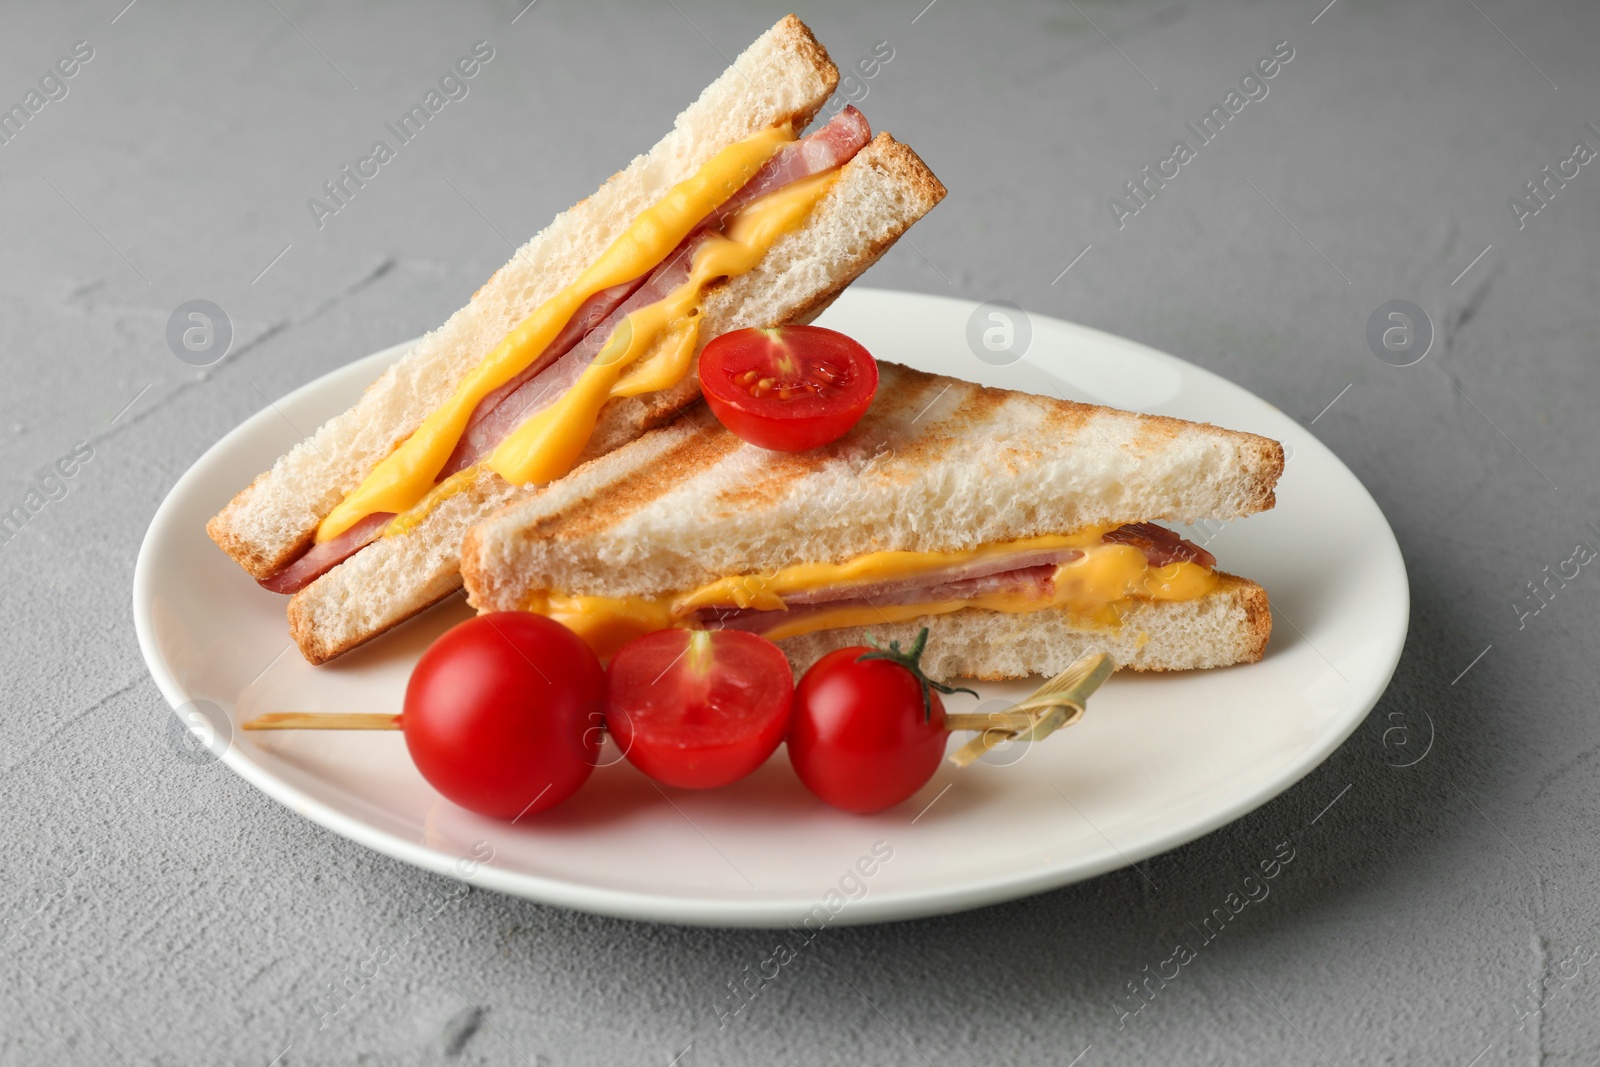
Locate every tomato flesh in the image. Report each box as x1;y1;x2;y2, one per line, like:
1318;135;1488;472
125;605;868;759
403;613;605;819
606;629;794;789
698;325;878;452
788;646;948;813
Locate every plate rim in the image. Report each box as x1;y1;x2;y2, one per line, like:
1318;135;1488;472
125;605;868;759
132;287;1409;927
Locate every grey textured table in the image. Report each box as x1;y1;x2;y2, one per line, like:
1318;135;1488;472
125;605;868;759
4;0;1598;1063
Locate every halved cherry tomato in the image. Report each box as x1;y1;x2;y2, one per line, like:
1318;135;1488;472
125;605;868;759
403;613;605;819
698;325;878;452
788;630;967;813
606;629;793;789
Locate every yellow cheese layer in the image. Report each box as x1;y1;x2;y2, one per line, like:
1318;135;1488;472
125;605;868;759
375;170;837;541
675;530;1116;614
315;124;795;544
380;464;480;539
486;168;838;487
526;537;1218;659
539;595;678;662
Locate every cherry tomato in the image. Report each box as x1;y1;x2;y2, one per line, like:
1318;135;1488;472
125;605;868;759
698;325;878;452
606;629;793;789
789;631;964;813
403;613;605;819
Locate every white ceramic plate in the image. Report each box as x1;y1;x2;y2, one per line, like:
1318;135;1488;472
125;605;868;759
133;289;1407;927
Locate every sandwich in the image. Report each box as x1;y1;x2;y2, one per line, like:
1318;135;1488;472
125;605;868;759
205;15;946;663
460;363;1285;681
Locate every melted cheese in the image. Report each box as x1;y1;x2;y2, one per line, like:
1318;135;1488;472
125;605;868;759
1056;544;1216;603
531;594;677;660
315;124;795;544
759;601;974;642
486;169;838;487
675;530;1116;613
381;464;480;538
525;536;1219;658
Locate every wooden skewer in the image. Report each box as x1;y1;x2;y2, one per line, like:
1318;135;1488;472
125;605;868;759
943;711;1039;733
241;712;401;731
242;707;1082;737
235;652;1116;759
946;652;1114;767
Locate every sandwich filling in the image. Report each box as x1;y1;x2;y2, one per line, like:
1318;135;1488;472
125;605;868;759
525;523;1219;658
262;107;874;594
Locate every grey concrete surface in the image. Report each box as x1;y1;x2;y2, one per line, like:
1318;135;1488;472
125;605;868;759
2;0;1598;1063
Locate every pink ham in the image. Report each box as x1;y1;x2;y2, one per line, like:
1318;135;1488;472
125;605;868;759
1103;522;1215;569
257;512;393;594
696;565;1060;634
439;231;712;478
686;524;1216;635
260;109;874;595
700;105;871;229
782;546;1085;608
439;276;651;475
442;106;874;477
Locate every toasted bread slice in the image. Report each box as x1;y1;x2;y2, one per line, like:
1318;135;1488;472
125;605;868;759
462;362;1285;610
208;14;841;581
286;135;947;664
776;573;1271;682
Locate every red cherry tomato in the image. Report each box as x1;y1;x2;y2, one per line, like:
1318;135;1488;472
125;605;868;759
788;639;954;814
403;613;605;819
698;325;878;452
606;629;793;789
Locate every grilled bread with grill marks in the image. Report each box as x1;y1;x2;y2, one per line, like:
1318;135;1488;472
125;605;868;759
461;363;1283;679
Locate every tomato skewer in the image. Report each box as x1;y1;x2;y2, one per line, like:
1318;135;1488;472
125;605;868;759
238;623;1113;819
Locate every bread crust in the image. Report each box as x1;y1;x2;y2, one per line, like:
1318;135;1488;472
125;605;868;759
288;573;464;666
771;13;837;107
207;470;299;580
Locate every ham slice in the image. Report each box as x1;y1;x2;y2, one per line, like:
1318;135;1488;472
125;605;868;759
440;231;712;477
697;565;1060;633
780;546;1085;608
688;524;1215;635
260;109;874;595
439;276;652;475
257;512;392;594
442;106;873;477
700;105;871;230
1104;522;1215;569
